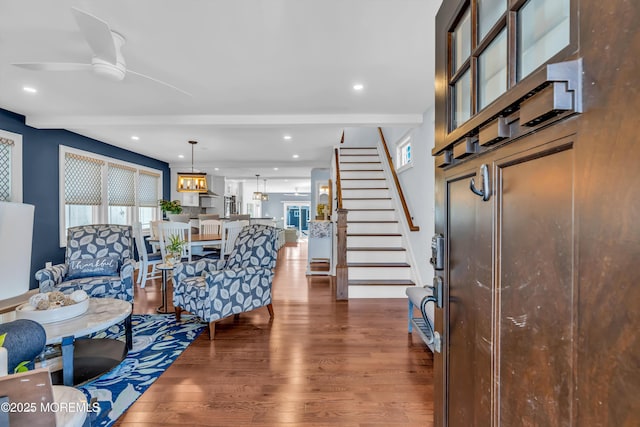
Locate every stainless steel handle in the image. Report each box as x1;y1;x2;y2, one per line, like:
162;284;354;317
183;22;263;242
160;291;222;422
470;163;491;201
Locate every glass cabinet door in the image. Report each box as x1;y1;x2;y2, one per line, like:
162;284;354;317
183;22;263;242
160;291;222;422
518;0;570;80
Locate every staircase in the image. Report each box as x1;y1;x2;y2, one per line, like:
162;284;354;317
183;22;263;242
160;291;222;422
339;146;414;297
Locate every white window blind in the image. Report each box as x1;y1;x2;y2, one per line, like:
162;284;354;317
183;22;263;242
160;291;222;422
138;171;160;207
0;137;14;202
64;153;104;205
108;163;136;206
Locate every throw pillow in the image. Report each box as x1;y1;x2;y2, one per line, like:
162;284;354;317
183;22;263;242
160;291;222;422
67;256;120;279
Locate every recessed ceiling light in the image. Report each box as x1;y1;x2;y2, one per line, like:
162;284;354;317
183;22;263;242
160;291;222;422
283;135;292;140
292;154;299;159
131;136;139;141
23;86;37;93
273;167;279;171
353;83;364;91
214;167;219;171
178;154;185;159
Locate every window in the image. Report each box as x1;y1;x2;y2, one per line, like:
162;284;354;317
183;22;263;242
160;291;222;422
396;136;412;172
0;130;23;202
447;0;571;131
59;146;162;246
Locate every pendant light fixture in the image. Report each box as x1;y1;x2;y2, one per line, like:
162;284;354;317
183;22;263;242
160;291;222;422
252;174;263;200
177;140;208;193
261;178;269;201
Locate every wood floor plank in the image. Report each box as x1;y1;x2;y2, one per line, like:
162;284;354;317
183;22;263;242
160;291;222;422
117;242;434;426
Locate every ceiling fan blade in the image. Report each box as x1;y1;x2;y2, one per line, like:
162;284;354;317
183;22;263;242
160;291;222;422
127;69;192;97
71;7;117;64
12;62;93;72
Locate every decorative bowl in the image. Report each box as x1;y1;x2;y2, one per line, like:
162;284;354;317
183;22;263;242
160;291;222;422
15;298;90;323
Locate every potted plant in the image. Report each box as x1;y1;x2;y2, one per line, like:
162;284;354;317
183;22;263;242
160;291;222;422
159;199;183;220
165;233;186;265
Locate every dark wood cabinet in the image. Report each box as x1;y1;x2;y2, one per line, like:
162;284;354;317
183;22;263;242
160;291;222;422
433;0;640;426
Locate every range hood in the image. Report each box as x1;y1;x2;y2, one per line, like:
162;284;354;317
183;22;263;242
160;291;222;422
199;189;220;198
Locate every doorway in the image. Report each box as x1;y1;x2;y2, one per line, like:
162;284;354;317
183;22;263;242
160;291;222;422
284;203;310;236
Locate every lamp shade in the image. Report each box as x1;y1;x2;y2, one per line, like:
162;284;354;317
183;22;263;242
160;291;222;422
0;201;34;300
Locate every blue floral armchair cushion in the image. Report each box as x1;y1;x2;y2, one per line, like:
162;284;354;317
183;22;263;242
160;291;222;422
173;224;278;323
35;224;135;302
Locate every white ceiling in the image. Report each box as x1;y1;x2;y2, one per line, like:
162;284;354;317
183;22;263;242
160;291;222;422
0;0;441;191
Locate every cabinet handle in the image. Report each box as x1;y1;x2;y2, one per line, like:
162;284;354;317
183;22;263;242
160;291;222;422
470;164;491;201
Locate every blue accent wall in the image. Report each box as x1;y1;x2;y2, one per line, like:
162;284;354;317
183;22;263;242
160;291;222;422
0;108;171;289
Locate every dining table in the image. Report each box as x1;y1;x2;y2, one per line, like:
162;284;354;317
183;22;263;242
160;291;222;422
147;233;223;260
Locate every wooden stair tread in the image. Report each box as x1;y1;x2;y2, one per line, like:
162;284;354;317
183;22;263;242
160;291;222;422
347;247;406;251
343;197;392;200
348;279;415;286
346;208;395;211
347;262;410;267
340;161;381;164
342;187;389;190
347;220;398;223
347;233;401;236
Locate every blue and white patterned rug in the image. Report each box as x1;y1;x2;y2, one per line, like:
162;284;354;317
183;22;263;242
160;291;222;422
78;314;205;426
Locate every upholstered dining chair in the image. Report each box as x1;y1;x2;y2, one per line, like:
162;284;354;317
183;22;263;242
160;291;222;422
133;222;162;288
172;224;278;339
35;224;135;302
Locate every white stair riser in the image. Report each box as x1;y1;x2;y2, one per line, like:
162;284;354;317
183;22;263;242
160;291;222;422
348;285;409;298
347;250;407;263
348;267;411;281
347;222;399;234
342;199;393;210
341;148;378;156
348;210;397;221
340;179;387;189
340;162;383;171
339;155;380;163
348;235;402;247
340;170;385;179
342;189;390;198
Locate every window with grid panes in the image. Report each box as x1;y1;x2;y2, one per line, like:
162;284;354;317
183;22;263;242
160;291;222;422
448;0;571;131
0;130;22;202
60;146;162;246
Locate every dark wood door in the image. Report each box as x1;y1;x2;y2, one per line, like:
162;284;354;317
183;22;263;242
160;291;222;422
445;168;492;426
439;130;576;426
495;137;575;426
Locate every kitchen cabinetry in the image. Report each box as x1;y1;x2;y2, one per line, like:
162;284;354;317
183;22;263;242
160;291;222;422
433;0;640;426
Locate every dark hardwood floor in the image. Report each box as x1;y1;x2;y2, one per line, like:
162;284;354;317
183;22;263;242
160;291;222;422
116;242;434;426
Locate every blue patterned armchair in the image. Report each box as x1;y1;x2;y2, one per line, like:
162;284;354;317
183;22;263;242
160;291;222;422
173;224;278;339
35;224;135;303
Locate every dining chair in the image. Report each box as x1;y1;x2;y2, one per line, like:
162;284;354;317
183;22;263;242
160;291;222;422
157;222;192;263
199;219;222;235
198;219;223;258
133;222;162;288
198;213;220;222
221;220;245;259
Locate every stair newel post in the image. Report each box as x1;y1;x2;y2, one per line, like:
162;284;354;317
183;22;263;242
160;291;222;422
335;208;349;300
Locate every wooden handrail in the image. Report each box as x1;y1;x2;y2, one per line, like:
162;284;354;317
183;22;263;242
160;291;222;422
334;148;343;210
377;127;420;232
